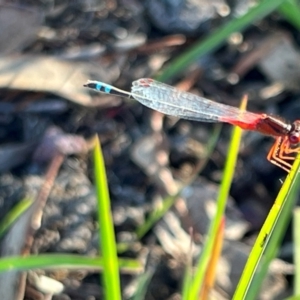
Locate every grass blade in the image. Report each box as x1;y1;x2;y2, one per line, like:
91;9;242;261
294;207;300;296
130;267;155;300
279;0;300;31
0;197;33;238
156;0;287;82
0;254;141;273
233;153;300;300
93;136;122;300
199;217;225;299
186;96;247;299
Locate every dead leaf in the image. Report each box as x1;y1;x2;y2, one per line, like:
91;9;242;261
0;55;118;106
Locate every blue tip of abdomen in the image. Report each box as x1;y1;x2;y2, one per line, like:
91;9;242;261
95;82;112;94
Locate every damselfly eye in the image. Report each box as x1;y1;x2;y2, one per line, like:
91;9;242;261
289;133;300;144
289;120;300;144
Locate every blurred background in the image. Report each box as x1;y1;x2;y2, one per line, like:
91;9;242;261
0;0;300;299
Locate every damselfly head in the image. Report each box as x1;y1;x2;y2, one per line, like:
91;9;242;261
289;120;300;145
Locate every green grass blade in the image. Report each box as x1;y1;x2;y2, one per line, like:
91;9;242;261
156;0;287;82
186;98;245;299
278;0;300;31
0;197;33;238
182;263;193;300
244;161;300;300
130;268;155;300
0;254;141;273
233;153;300;300
294;207;300;296
93;136;122;300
